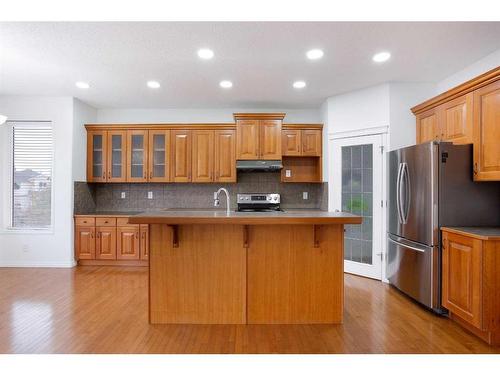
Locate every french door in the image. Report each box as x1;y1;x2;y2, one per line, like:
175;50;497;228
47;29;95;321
330;134;384;280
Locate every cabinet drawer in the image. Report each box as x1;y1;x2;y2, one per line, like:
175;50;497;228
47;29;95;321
75;217;95;226
117;217;131;225
96;217;117;226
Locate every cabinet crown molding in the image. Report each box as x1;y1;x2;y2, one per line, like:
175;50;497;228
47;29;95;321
411;66;500;115
233;113;286;121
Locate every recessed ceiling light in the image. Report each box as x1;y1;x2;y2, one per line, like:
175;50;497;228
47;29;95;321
372;51;391;63
219;80;233;89
306;49;324;60
293;81;306;89
147;81;161;89
197;48;214;60
75;81;90;89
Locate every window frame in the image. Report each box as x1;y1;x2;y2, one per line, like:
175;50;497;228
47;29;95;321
3;121;55;234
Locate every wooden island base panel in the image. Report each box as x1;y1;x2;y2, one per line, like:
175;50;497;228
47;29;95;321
129;210;362;325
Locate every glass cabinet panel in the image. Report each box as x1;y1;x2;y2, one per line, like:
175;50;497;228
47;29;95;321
127;131;148;182
88;131;107;182
92;134;103;178
111;134;123;178
148;130;169;182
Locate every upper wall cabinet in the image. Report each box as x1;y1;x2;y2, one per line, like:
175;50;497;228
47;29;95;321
412;67;500;181
171;130;192;183
473;79;500;181
127;130;149;182
214;129;236;182
235;113;284;160
87;130;127;183
148;130;170;182
416;108;440;144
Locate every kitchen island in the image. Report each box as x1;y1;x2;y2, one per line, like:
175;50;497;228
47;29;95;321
129;210;362;324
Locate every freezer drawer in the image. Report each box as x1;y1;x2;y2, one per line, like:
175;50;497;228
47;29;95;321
387;234;440;311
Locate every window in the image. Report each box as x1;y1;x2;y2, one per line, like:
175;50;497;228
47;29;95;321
11;122;53;230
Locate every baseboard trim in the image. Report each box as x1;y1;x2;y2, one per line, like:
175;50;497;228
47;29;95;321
0;260;76;268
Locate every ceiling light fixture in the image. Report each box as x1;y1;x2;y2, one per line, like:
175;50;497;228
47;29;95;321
293;81;306;89
147;81;161;89
0;115;7;125
197;48;214;60
372;51;391;63
75;81;90;89
219;80;233;89
306;49;324;60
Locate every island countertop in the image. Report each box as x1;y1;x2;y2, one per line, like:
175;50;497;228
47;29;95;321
128;209;362;225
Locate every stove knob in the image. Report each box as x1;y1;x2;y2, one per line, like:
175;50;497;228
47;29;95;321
273;196;278;201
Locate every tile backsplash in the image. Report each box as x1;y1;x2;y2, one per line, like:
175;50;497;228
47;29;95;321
74;172;328;213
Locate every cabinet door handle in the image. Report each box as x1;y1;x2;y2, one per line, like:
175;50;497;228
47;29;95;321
108;171;111;179
135;232;139;239
91;232;94;239
102;173;105;179
150;171;153;179
474;162;478;175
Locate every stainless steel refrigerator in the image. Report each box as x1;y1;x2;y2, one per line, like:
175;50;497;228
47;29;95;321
387;141;500;313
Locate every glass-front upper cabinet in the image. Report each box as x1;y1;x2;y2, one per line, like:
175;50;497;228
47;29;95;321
127;130;148;182
148;130;170;182
107;130;127;182
87;130;107;182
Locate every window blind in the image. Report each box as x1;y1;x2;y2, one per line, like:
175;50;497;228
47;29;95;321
12;123;53;229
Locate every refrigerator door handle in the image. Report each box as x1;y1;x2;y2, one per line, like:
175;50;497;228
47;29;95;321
388;236;426;253
396;163;404;224
401;162;411;224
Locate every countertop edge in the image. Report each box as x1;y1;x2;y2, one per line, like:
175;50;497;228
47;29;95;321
128;216;362;225
441;227;500;241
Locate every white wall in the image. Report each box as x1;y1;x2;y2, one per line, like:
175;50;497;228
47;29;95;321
437;48;500;94
388;83;435;150
96;108;321;124
324;84;391;136
0;96;76;267
73;99;97;181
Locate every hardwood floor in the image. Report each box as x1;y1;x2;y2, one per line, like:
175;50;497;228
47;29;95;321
0;266;498;353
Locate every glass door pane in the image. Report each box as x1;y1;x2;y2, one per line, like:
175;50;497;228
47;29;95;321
92;134;104;179
342;144;373;264
152;134;166;178
127;131;148;182
111;134;123;178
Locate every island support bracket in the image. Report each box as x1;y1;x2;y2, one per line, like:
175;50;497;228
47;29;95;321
313;225;321;248
243;225;249;248
169;225;179;248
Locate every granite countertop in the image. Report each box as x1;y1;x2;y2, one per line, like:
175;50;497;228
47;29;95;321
441;227;500;240
128;209;362;225
74;211;143;217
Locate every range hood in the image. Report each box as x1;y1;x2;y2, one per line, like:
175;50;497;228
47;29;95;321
236;160;283;172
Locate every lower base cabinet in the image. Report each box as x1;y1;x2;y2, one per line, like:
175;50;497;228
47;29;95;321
74;216;148;265
441;228;500;345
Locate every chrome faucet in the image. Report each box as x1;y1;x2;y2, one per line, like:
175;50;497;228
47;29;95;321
214;187;231;214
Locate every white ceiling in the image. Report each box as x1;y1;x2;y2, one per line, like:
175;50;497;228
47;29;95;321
1;22;499;109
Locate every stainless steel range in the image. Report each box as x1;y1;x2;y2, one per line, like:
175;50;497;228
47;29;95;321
236;193;281;212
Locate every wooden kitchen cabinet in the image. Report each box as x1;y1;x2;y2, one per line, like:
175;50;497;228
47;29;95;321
282;129;302;156
442;231;482;328
140;225;149;260
473;79;500;181
170;130;192;182
236;119;260;159
235;114;284;160
126;130;148;183
117;225;141;260
192;130;214;182
106;131;127;182
439;93;473;144
75;226;96;260
416;108;439;144
148;130;170;182
302;129;322;156
259;120;282;159
214;129;236;182
441;228;500;345
95;226;117;260
87;130;108;182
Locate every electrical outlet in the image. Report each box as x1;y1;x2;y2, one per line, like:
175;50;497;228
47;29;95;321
285;169;292;178
148;191;153;200
22;244;29;253
302;191;309;200
121;192;126;199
